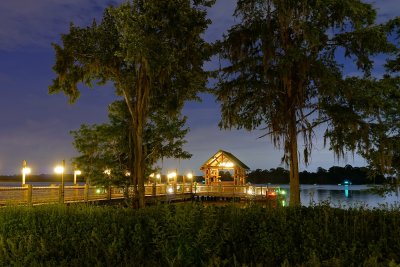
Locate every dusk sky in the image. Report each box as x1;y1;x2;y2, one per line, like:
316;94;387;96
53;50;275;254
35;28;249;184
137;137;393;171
0;0;399;176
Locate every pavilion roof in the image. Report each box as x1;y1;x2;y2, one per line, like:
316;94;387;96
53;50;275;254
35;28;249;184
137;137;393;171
200;150;250;170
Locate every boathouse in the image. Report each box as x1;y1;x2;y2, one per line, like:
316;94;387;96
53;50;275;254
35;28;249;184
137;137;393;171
200;150;250;185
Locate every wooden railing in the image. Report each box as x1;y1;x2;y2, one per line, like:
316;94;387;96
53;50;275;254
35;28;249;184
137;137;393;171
0;184;283;206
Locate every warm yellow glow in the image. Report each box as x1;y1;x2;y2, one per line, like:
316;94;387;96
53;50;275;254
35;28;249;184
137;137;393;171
104;169;111;175
54;166;64;174
187;172;193;179
156;174;161;179
167;172;177;179
149;173;155;178
167;186;174;194
125;171;131;176
247;187;254;195
219;162;234;168
74;170;82;175
22;167;31;175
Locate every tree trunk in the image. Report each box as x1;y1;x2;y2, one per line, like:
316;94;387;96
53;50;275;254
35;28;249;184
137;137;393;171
123;58;150;209
133;121;145;208
129;129;139;208
288;109;301;206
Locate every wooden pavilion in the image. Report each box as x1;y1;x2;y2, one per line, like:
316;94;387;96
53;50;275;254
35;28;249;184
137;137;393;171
200;150;250;185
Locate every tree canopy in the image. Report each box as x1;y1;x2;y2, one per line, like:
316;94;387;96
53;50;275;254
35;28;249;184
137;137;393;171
214;0;397;205
50;0;214;207
71;101;191;188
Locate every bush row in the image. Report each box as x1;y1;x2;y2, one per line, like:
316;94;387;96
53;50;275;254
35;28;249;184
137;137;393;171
0;203;399;266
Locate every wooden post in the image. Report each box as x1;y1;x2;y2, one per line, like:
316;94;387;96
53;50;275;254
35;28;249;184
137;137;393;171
27;184;32;205
59;184;63;204
84;184;89;202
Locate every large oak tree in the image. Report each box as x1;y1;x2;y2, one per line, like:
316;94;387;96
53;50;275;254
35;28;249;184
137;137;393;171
215;0;396;205
50;0;214;207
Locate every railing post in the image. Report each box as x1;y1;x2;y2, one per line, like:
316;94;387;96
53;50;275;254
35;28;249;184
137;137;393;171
152;183;157;196
59;185;63;204
84;184;89;202
107;186;112;200
27;184;32;205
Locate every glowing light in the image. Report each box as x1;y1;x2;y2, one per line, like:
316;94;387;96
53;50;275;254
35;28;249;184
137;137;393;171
167;172;177;179
73;170;81;185
247;187;254;195
187;173;193;179
104;169;111;175
156;174;161;179
125;172;131;176
280;190;286;195
22;167;31;175
54;166;64;174
167;186;174;194
219;162;234;168
96;188;101;194
149;173;155;178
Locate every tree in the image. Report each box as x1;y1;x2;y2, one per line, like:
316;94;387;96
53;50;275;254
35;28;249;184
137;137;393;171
49;0;214;207
71;101;191;189
214;0;395;205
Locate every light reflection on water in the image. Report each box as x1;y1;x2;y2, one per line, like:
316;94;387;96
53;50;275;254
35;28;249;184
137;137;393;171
279;184;400;209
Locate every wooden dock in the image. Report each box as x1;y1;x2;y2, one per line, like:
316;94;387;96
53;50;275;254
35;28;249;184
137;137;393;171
0;184;286;206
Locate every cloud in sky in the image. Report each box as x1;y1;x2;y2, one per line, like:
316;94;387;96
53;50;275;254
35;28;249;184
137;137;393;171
0;0;122;51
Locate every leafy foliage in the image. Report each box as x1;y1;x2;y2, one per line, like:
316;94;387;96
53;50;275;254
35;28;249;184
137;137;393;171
71;101;191;187
49;0;214;207
0;204;400;266
214;0;397;205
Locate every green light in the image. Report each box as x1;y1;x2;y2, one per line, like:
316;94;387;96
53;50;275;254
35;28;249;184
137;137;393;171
281;190;286;195
96;189;101;194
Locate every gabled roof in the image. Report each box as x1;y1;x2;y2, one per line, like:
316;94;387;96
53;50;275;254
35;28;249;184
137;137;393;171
200;150;250;170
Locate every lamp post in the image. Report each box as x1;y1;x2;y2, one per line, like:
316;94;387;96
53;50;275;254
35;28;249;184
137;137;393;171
54;160;65;202
74;169;81;185
156;173;161;184
167;171;177;194
104;169;111;199
187;172;193;193
21;160;31;186
167;171;177;184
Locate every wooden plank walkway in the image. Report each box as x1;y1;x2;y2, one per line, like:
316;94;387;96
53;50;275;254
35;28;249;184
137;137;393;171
0;184;284;206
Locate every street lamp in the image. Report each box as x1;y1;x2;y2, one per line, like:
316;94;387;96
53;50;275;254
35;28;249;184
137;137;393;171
187;172;193;193
74;169;81;185
167;171;177;184
156;173;161;184
54;160;65;202
21;160;31;186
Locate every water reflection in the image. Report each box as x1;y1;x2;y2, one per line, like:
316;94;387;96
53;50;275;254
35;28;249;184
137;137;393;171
279;184;400;208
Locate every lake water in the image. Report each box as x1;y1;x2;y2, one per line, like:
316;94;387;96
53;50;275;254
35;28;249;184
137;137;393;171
278;184;400;209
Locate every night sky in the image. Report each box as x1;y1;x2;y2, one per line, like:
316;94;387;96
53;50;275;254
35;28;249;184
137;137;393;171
0;0;398;175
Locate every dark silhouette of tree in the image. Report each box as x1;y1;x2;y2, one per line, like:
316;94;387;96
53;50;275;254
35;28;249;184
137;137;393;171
215;0;395;205
49;0;214;208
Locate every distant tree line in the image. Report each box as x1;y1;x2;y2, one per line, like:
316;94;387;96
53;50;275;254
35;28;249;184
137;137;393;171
247;165;386;185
